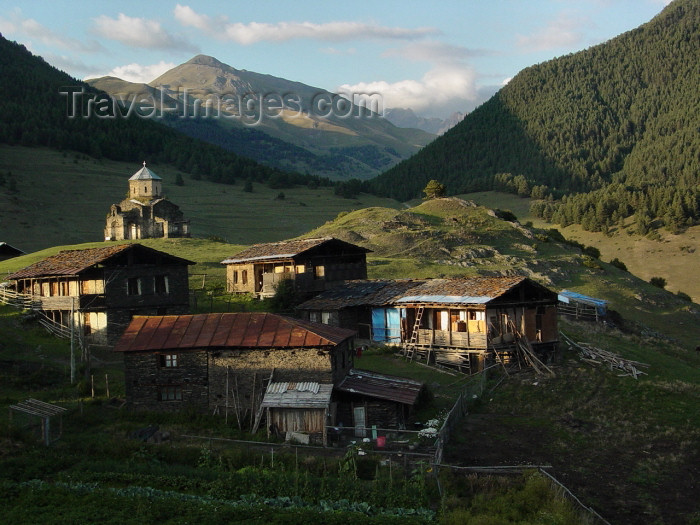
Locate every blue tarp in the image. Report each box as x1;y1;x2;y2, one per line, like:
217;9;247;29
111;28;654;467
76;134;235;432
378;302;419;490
558;290;608;316
371;308;401;342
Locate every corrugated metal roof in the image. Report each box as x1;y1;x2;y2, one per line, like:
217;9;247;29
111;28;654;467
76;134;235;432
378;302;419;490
396;294;492;304
221;237;369;264
297;279;427;310
335;368;423;405
8;244;194;280
558;290;608;307
261;382;333;409
114;312;356;352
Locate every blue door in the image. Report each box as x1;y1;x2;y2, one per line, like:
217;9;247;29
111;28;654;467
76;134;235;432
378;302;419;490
371;308;401;342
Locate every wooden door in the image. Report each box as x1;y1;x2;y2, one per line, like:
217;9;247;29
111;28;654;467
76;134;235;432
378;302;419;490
353;406;366;437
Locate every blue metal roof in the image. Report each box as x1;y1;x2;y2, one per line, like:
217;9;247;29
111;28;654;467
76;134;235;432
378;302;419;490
396;294;492;304
558;290;608;315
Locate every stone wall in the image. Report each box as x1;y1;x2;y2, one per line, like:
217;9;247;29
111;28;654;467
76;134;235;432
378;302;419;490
123;350;209;412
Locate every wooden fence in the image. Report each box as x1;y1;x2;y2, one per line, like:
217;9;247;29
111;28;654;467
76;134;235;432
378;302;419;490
433;368;489;464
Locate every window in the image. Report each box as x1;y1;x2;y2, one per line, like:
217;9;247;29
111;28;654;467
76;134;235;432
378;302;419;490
127;277;141;296
160;354;178;368
242;270;248;285
321;311;332;325
154;275;169;295
296;264;305;274
314;265;325;279
309;311;320;322
233;270;238;284
159;386;182;401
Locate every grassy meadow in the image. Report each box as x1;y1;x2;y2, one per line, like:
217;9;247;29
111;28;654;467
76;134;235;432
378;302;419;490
459;191;700;304
0;145;402;253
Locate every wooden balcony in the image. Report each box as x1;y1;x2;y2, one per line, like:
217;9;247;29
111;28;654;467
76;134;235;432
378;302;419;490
415;329;487;349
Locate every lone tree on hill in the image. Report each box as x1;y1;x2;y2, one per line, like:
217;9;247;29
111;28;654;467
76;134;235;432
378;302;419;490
423;179;446;200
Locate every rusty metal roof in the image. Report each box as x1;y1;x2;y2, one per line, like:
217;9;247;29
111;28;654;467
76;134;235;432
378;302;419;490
261;382;333;409
114;312;356;352
221;237;369;264
8;244;194;280
336;369;423;405
297;279;428;310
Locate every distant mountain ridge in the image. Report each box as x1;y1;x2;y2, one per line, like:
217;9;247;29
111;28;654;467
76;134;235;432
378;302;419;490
370;0;700;233
88;55;435;180
0;34;308;189
384;108;466;135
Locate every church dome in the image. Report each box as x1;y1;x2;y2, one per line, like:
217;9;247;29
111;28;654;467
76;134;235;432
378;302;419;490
129;162;162;181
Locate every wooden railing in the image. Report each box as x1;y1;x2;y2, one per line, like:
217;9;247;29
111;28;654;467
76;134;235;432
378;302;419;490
415;329;487;349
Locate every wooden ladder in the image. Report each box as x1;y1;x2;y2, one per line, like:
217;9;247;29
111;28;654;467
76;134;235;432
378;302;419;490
404;306;424;361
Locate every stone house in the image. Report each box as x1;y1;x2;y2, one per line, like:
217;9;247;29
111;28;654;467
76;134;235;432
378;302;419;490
104;162;190;241
7;244;194;347
221;237;370;299
114;312;357;445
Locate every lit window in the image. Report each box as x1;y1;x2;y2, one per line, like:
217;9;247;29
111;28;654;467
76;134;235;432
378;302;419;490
314;266;325;279
160;354;178;367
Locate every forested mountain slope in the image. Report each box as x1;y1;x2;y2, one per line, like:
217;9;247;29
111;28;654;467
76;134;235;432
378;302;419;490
0;35;322;188
370;0;699;233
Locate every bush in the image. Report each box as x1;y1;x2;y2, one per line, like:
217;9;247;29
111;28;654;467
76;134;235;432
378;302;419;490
676;291;692;302
609;258;628;271
582;245;601;259
650;276;666;289
494;209;518;222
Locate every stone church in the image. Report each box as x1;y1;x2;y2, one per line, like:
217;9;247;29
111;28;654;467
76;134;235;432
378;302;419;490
104;163;190;241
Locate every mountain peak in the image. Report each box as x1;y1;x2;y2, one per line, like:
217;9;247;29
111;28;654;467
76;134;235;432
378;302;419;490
185;54;229;69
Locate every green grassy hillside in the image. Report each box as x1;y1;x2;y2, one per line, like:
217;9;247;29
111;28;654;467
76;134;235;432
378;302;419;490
0;145;401;253
457;190;700;304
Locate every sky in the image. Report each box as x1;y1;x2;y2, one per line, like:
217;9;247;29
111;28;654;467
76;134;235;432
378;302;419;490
0;0;673;119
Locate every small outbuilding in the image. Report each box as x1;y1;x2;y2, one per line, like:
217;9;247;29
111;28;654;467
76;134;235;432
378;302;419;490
0;242;24;261
558;290;608;321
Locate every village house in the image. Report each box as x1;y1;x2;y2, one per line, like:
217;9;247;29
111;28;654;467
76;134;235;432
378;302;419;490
104;162;190;241
298;276;559;373
114;312;356;445
6;244;194;347
296;279;427;340
221;237;370;299
113;312;426;444
0;242;24;261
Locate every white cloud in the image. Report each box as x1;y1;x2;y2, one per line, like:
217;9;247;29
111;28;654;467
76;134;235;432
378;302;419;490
320;47;357;55
174;4;438;44
0;11;103;53
383;40;489;64
516;13;585;52
93;13;198;52
338;65;477;115
86;61;177;83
